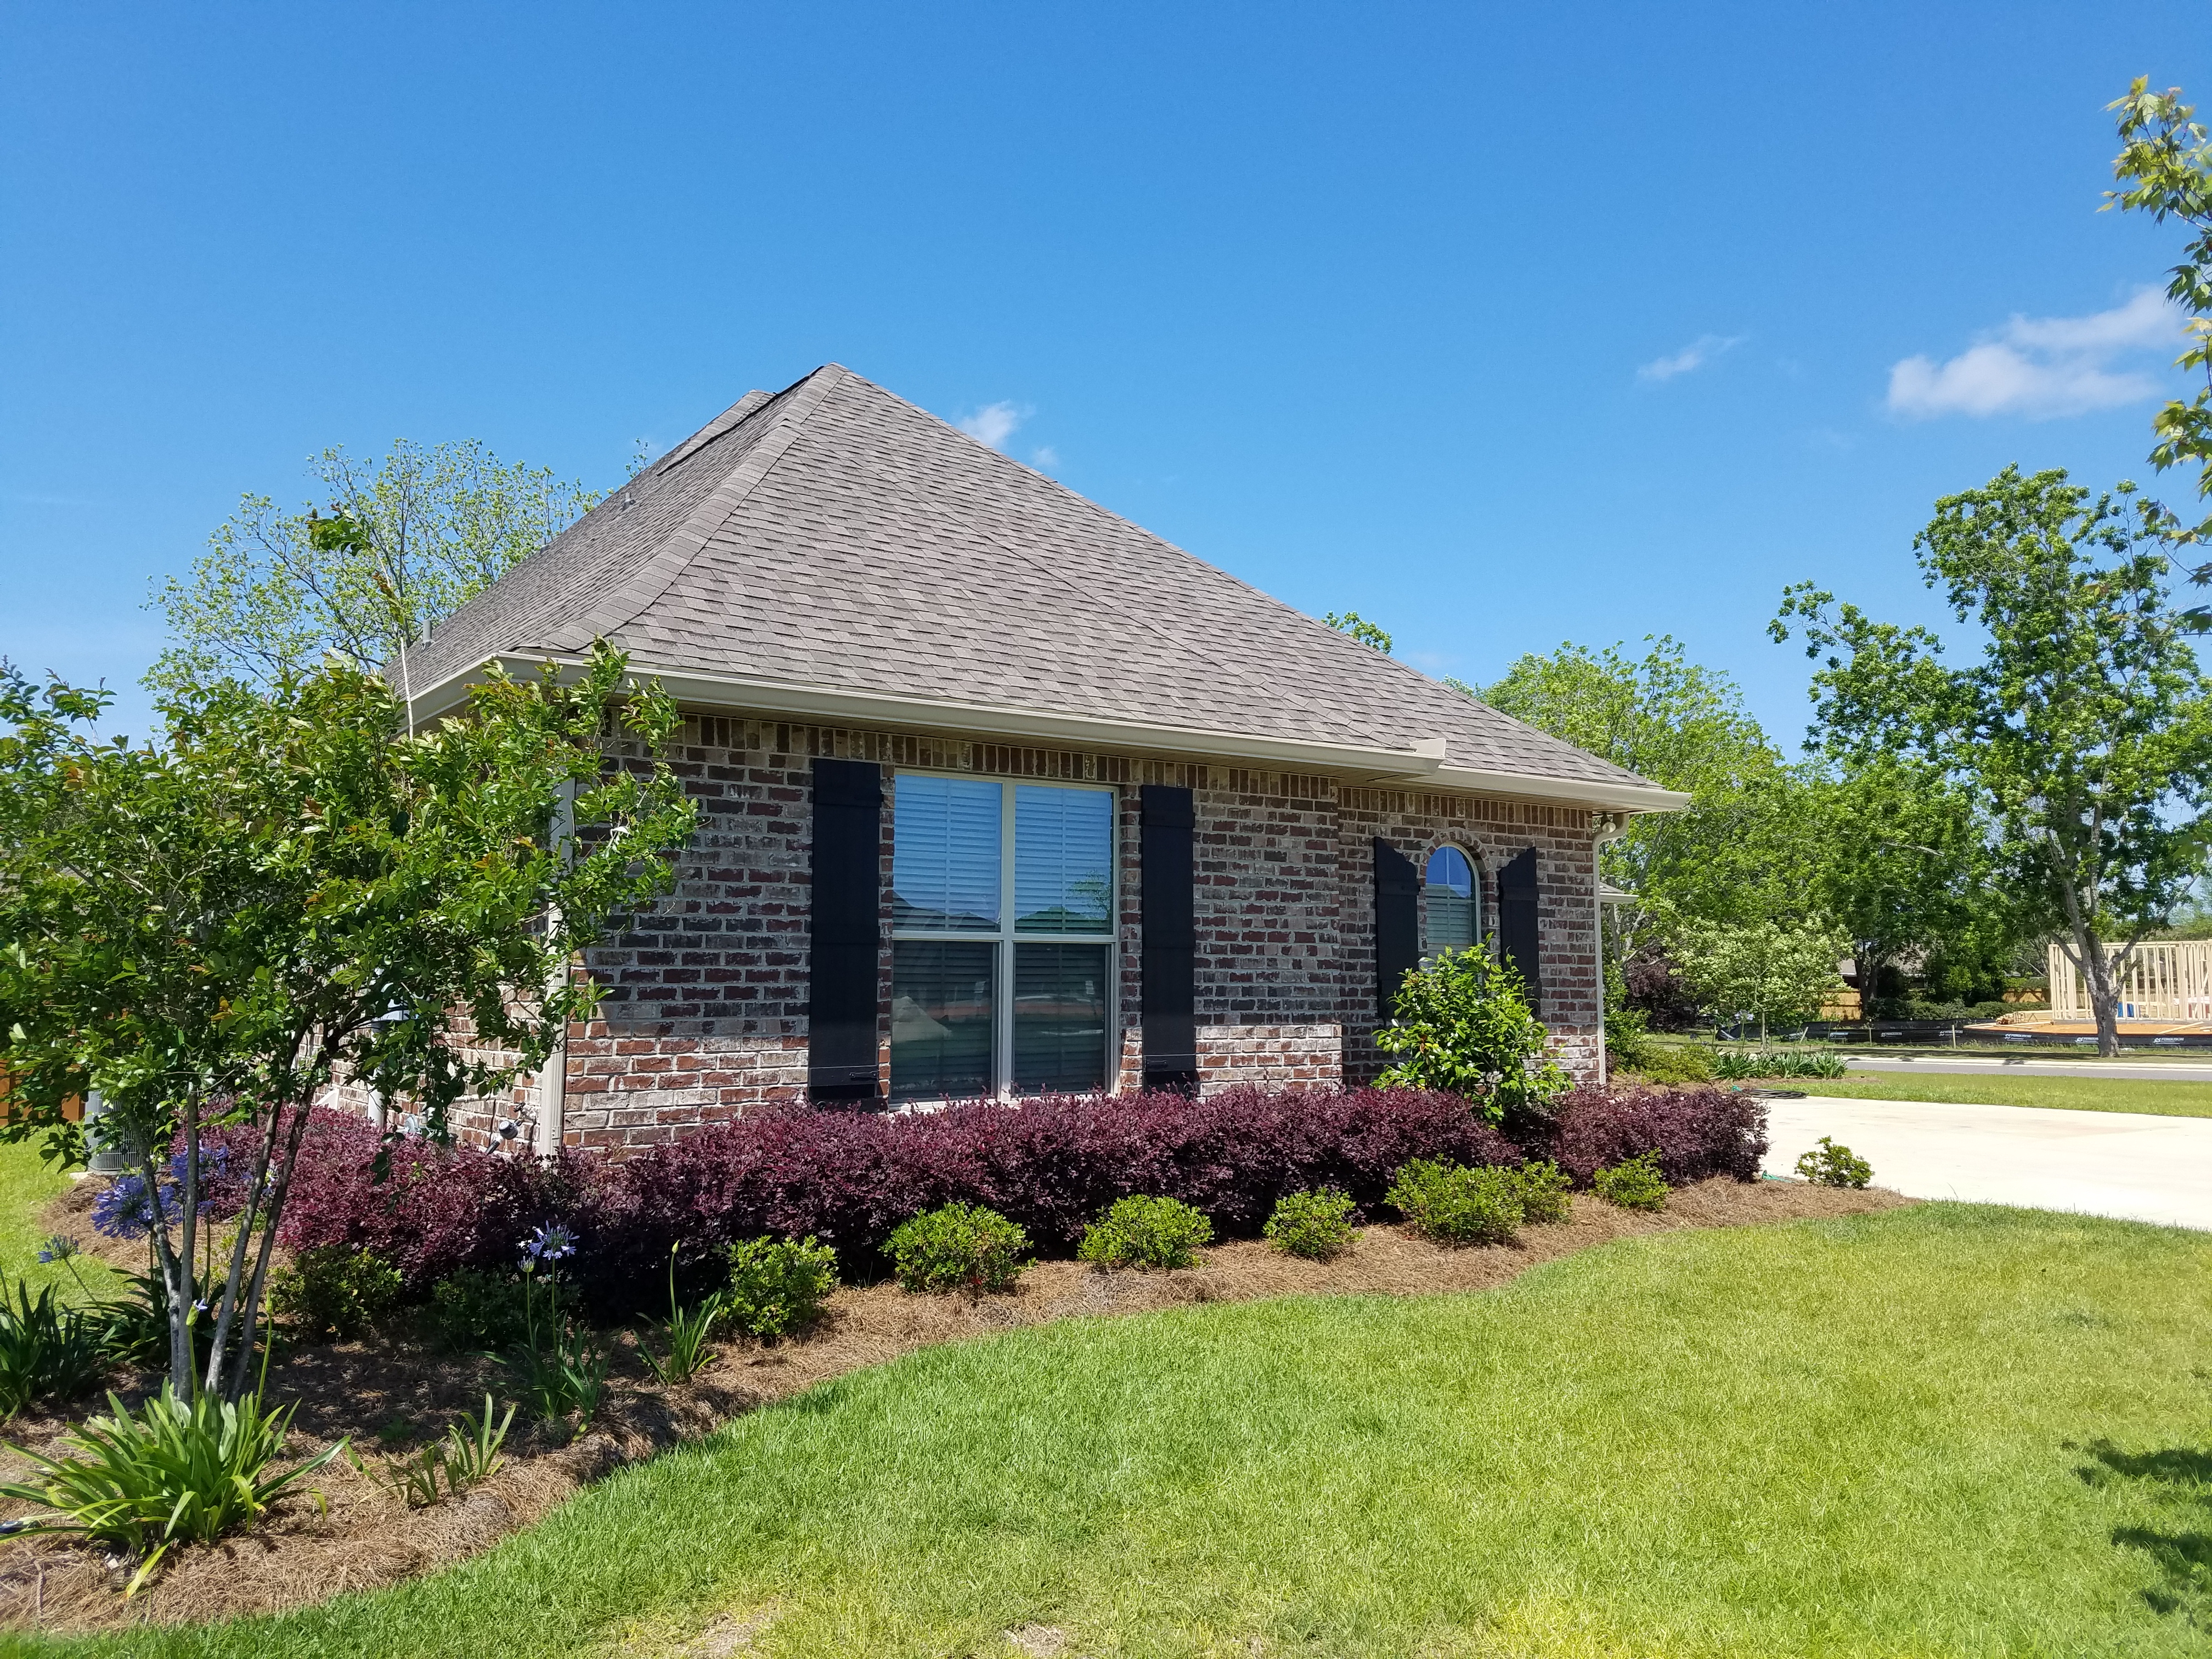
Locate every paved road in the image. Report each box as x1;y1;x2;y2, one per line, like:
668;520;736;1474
1844;1054;2212;1082
1762;1095;2212;1231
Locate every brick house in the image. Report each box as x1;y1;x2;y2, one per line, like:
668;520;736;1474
399;366;1684;1152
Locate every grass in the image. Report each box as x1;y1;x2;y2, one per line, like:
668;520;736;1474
0;1137;115;1299
16;1204;2212;1658
1809;1071;2212;1119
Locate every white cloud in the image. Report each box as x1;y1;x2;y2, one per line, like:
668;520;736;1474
1637;334;1745;382
1886;289;2183;420
1030;445;1060;470
956;400;1031;449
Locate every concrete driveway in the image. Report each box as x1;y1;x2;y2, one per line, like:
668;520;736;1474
1760;1095;2212;1231
1845;1054;2212;1081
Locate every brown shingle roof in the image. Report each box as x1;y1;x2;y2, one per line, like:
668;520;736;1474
407;365;1665;799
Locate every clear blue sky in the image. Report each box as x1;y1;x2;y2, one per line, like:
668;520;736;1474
4;2;2207;747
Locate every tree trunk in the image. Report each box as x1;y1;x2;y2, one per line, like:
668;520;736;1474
2074;927;2123;1058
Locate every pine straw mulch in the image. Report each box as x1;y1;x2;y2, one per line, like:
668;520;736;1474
0;1176;1911;1637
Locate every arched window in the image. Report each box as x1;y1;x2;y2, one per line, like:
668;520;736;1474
1423;845;1479;954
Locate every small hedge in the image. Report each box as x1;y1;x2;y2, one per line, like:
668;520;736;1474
1077;1196;1213;1271
887;1203;1031;1294
273;1083;1767;1318
270;1245;402;1342
1263;1189;1358;1260
1387;1159;1525;1246
725;1236;840;1338
1594;1150;1670;1212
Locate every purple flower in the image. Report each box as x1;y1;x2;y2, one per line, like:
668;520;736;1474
35;1234;78;1265
90;1173;174;1241
520;1222;577;1265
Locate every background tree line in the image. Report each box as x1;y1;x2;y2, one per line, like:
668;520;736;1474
1339;78;2212;1057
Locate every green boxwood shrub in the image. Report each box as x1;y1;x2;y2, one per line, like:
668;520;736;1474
886;1203;1032;1294
1262;1189;1359;1260
1509;1160;1573;1224
1593;1150;1669;1212
421;1267;529;1355
270;1245;403;1342
725;1235;839;1338
1635;1043;1716;1085
1077;1196;1214;1271
1386;1158;1523;1246
1795;1136;1873;1188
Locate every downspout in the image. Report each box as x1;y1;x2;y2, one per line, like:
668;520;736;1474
534;780;578;1159
1592;812;1630;1088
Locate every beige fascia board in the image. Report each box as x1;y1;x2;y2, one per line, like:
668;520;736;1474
408;655;1456;778
1408;764;1692;815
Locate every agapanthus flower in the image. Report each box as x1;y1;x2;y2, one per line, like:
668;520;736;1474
35;1234;79;1265
521;1222;577;1264
90;1173;174;1241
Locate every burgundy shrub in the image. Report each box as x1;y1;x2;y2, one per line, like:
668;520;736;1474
275;1084;1767;1318
574;1086;1521;1306
276;1109;591;1288
1533;1084;1768;1187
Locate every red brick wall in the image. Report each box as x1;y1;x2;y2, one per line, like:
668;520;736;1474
459;713;1606;1150
1336;789;1604;1085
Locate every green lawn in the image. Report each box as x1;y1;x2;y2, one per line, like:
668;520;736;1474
0;1138;113;1299
1815;1071;2212;1118
20;1204;2211;1658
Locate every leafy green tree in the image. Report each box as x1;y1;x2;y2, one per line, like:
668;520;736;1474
1804;758;2011;1015
1774;465;2212;1054
1658;911;1846;1041
1482;636;1819;926
148;439;597;693
1374;948;1569;1124
0;643;696;1400
2108;79;2212;551
1324;611;1393;653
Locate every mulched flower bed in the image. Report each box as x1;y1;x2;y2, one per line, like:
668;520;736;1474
0;1176;1910;1636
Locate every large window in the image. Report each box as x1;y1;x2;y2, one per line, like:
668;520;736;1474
1424;845;1480;955
890;776;1115;1101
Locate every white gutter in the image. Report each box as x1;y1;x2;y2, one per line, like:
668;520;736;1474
410;655;1453;778
1403;765;1691;816
408;654;1691;815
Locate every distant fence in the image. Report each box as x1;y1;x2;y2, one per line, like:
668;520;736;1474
2048;940;2212;1021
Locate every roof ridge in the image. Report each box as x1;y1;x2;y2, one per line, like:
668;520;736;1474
546;365;849;652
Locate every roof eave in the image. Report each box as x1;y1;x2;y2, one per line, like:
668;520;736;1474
409;654;1456;778
407;654;1685;812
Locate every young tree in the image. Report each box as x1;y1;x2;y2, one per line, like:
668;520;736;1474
0;643;697;1400
148;439;597;695
1660;911;1846;1042
2108;79;2212;550
1774;466;2212;1054
1805;757;2011;1015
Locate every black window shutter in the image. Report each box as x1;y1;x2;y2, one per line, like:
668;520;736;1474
1373;838;1419;1020
1497;846;1542;1013
1139;785;1198;1094
808;758;884;1104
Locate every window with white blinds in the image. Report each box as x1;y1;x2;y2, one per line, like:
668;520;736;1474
1424;845;1480;955
890;775;1116;1101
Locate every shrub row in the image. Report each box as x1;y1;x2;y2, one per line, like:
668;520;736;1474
277;1082;1766;1317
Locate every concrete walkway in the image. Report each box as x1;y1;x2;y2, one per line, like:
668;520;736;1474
1760;1095;2212;1231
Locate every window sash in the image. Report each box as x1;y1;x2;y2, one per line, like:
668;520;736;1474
889;772;1118;1098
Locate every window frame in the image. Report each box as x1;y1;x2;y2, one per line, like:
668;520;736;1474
1421;842;1483;959
888;770;1120;1099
